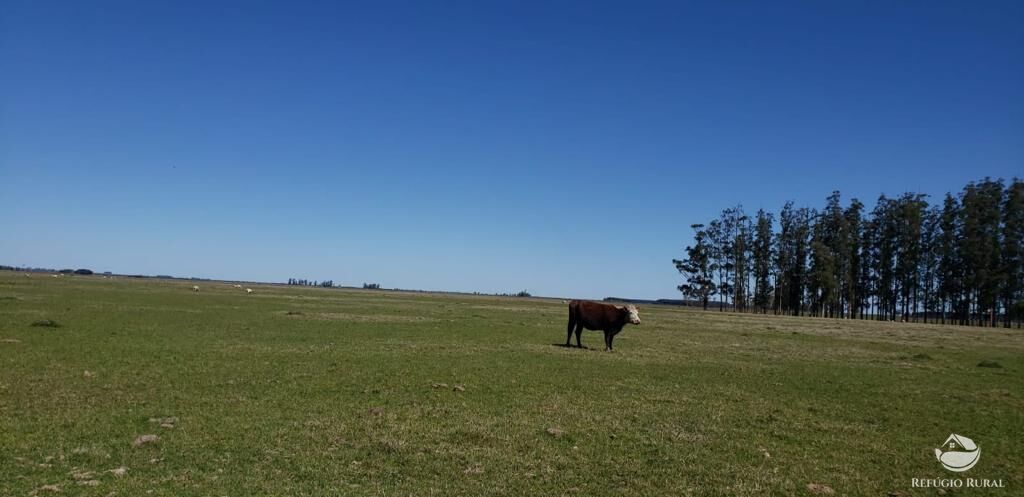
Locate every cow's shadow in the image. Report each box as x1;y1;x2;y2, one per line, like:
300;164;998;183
551;343;592;350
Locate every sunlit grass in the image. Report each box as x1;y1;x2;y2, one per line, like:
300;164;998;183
1;272;1021;496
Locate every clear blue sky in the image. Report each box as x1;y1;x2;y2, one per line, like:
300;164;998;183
2;1;1021;299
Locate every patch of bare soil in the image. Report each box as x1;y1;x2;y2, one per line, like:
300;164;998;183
807;483;835;495
132;434;159;447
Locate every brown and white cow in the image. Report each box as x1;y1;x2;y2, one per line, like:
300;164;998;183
566;300;641;351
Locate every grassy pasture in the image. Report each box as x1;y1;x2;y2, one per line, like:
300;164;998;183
0;272;1021;496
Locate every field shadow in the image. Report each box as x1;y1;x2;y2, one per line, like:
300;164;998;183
551;343;591;350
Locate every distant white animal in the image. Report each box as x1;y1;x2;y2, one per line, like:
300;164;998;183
52;274;59;278
192;285;200;292
233;284;242;289
246;288;253;294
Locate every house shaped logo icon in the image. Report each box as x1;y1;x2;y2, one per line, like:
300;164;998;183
934;434;981;472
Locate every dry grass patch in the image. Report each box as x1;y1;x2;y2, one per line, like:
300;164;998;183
304;311;439;323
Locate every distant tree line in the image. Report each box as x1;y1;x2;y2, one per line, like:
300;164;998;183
288;278;335;287
674;177;1023;327
0;266;98;275
482;290;533;297
362;283;381;289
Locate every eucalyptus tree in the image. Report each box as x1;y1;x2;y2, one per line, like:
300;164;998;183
673;224;717;310
959;179;1003;326
1000;179;1024;327
937;193;962;324
843;199;865;318
705;219;731;311
752;209;774;313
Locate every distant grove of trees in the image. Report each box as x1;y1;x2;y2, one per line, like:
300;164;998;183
0;266;97;275
288;278;335;287
674;177;1024;328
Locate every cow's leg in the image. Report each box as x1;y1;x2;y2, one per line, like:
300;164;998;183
574;324;584;348
606;329;622;351
603;331;612;351
565;313;575;347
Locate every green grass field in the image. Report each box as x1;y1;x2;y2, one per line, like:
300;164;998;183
1;272;1021;496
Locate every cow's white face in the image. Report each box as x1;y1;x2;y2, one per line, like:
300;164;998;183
625;305;641;324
